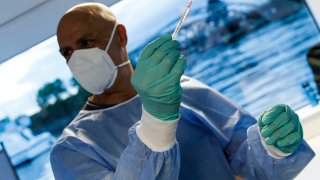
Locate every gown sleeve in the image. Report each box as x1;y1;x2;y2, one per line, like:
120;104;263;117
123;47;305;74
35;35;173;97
228;123;315;180
50;108;180;180
180;76;315;180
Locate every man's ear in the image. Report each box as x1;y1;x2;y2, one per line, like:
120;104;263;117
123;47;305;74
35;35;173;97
118;24;128;47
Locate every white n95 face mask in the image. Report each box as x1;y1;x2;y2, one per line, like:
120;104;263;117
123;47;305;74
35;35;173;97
67;23;130;95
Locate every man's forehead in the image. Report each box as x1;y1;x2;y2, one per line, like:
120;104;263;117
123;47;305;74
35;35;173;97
57;19;86;39
58;16;100;37
58;11;91;30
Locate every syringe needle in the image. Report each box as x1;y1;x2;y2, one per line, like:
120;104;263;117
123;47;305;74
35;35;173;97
172;0;193;40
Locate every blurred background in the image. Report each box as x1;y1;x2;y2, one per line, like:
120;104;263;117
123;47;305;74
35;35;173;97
0;0;319;179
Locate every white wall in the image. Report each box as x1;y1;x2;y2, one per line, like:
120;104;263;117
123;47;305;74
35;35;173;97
0;0;121;64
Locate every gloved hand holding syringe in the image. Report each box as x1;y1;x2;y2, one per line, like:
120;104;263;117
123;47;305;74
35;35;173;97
172;0;193;40
132;1;192;120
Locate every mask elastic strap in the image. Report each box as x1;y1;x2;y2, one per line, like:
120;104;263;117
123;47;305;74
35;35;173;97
117;60;130;68
105;22;118;51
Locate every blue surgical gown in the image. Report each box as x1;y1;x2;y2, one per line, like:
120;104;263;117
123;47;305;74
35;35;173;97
50;76;315;180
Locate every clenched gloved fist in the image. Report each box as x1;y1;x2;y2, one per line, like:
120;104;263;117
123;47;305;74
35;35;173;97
131;34;186;121
258;104;303;154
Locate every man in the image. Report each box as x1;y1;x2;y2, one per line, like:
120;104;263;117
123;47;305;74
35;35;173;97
50;3;314;180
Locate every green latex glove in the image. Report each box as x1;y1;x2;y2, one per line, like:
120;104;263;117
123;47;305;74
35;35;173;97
130;34;186;121
258;104;303;154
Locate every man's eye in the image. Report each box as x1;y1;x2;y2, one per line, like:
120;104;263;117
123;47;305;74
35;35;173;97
79;40;95;48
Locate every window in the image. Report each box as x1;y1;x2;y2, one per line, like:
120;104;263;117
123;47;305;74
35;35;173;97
125;0;320;117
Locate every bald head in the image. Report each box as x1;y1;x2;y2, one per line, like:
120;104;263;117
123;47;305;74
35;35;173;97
57;3;124;60
59;3;116;31
58;3;116;33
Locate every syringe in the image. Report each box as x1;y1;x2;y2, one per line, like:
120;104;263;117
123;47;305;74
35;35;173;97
172;0;193;40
